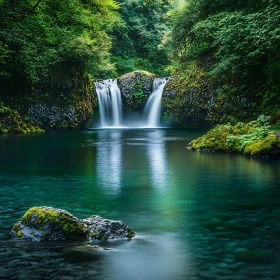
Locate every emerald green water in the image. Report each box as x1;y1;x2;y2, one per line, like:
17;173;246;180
0;129;280;280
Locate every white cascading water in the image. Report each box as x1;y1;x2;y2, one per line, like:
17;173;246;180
144;78;168;128
95;79;123;127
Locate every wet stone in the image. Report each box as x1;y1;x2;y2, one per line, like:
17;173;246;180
218;263;228;268
214;268;233;275
59;277;74;280
0;268;16;279
25;256;43;261
8;259;22;268
57;269;71;276
87;270;100;276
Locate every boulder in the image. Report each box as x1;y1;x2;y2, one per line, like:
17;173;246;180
117;70;156;111
10;206;135;242
83;215;135;241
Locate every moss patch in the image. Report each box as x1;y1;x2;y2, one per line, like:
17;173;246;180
244;133;280;156
20;206;85;240
188;116;280;157
0;102;44;133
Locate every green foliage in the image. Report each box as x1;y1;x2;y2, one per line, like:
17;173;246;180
111;0;172;76
133;91;145;100
169;0;280;122
0;0;118;87
220;115;239;125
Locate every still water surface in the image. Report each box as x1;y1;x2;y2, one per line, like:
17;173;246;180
0;129;280;280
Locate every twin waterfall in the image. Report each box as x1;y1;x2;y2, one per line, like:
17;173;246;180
95;78;167;128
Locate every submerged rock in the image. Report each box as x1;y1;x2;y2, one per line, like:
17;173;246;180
83;215;135;241
10;207;135;242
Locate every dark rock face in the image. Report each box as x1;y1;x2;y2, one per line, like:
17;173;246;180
10;207;135;242
27;75;97;129
2;74;97;131
117;70;156;111
28;103;88;129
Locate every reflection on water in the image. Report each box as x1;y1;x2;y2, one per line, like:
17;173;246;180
96;129;168;192
96;131;122;192
146;130;168;189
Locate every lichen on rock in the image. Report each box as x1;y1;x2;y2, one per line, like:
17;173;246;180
10;206;135;242
83;215;135;241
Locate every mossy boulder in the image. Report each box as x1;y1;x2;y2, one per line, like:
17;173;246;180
10;206;135;242
188;117;280;157
10;207;86;241
117;70;156;111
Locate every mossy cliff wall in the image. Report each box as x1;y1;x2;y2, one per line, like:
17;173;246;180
0;74;97;131
27;74;97;129
162;62;274;128
117;70;156;111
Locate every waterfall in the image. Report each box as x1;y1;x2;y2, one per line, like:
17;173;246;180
144;78;167;128
95;79;123;127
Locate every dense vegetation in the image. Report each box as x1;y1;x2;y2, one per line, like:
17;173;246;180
111;0;171;76
163;0;280;127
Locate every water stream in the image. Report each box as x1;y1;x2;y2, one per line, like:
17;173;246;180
144;78;168;128
95;78;167;128
95;79;123;127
